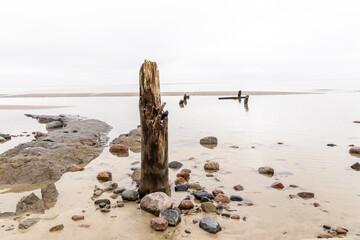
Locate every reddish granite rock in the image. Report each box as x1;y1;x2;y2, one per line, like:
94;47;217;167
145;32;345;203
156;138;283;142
150;216;168;231
214;194;231;203
289;194;297;199
271;181;284;189
69;164;84;172
176;172;190;181
313;203;320;207
212;189;224;197
336;227;347;234
109;144;129;154
72;215;84;221
140;192;173;216
96;171;112;181
178;200;194;210
221;213;231;218
231;215;240;219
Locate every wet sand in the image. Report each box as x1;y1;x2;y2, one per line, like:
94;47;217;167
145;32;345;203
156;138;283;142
0;105;68;110
0;92;359;240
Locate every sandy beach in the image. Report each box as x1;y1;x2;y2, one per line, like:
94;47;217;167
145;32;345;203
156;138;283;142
0;91;359;240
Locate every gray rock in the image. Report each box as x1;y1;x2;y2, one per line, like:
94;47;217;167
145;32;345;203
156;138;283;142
175;184;188;192
194;191;213;200
94;199;111;205
230;195;243;201
46;121;63;129
121;190;138;201
199;217;221;234
169;161;183;169
297;192;314;199
18;218;40;230
200;137;218;148
103;182;118;191
111;126;141;153
0;114;112;185
16;193;45;215
41;182;58;205
258;166;274;176
0;212;15;218
0;134;11;140
112;187;126;194
140;192;173;216
160;209;181;226
350;146;360;154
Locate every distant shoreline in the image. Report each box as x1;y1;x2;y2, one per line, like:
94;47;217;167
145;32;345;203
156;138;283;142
0;91;314;98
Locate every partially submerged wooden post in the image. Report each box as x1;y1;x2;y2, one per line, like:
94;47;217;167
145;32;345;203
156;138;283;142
138;60;170;198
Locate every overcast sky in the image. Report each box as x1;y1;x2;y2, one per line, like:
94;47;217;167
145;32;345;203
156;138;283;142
0;0;359;88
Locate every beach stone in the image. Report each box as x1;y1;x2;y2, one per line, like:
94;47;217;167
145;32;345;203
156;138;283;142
140;192;173;216
103;182;118;191
212;189;224;196
109;144;128;154
271;181;284;189
46;121;63;129
336;227;348;234
160;209;181;226
199;217;222;234
318;233;334;238
200;137;218;145
94;199;110;205
121;190;138;201
175;177;186;185
313;203;320;207
99;202;107;208
79;224;90;228
221;213;231;218
18;218;40;230
175;184;188;192
169;161;183;169
350;147;360;154
131;169;141;181
68;164;84;172
231;215;240;219
178;200;194;210
16;193;45;215
176;172;190;181
297;192;314;199
200;197;210;202
41;182;58;205
72;215;84;221
204;162;219;171
187;183;202;190
289;184;298;188
233;185;244;191
201;202;216;212
230;195;243;201
0;115;112;185
258;166;274;176
0;137;5;143
327;143;337;147
351;162;360;171
0;212;15;218
181;169;191;174
111;126;141;153
0;134;11;140
112;187;126;194
49;224;64;232
110;194;118;199
173;207;182;216
289;194;297;199
97;171;112;181
214;194;231;203
150;216;168;231
194;191;213;200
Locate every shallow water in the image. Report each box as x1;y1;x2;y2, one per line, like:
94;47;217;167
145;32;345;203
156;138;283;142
0;92;360;239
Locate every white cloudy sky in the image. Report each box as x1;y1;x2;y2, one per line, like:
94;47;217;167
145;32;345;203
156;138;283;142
0;0;359;89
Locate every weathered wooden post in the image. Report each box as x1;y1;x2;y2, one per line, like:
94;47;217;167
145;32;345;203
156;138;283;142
138;60;170;198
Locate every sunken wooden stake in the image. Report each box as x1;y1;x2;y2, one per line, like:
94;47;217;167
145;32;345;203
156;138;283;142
138;60;170;198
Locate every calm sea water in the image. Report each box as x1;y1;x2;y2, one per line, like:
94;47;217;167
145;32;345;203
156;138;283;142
1;79;360;94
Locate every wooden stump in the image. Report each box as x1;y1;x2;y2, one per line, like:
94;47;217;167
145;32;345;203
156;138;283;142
138;60;170;198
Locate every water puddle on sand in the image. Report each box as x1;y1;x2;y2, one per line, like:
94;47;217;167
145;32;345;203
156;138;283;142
0;92;360;239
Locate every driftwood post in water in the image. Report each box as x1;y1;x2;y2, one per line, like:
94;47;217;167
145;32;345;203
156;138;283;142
138;60;170;198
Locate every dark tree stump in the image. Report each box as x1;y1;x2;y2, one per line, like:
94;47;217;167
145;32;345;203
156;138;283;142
138;60;170;198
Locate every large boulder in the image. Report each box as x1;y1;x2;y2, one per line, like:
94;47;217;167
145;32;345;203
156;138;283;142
140;192;173;216
16;193;45;215
0;114;112;185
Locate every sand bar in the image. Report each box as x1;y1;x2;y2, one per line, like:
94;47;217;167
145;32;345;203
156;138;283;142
0;91;313;98
0;105;68;110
